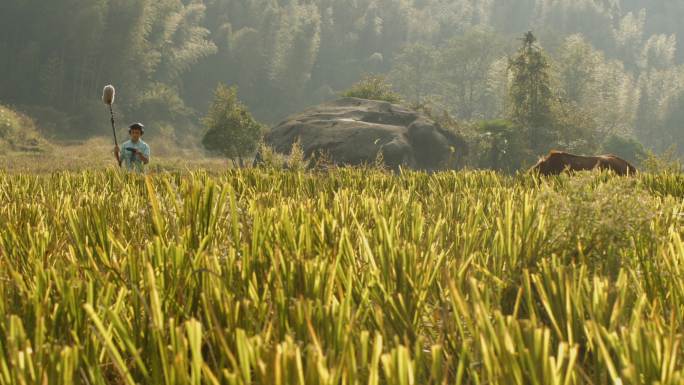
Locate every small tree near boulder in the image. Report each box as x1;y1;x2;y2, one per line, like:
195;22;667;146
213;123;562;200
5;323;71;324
202;84;263;166
342;74;402;103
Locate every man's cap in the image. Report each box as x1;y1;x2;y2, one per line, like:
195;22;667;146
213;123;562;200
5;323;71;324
128;122;144;132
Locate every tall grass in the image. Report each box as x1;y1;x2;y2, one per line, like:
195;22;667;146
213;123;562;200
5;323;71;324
0;169;682;384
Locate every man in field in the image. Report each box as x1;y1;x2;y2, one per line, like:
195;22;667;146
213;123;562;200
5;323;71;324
114;122;150;172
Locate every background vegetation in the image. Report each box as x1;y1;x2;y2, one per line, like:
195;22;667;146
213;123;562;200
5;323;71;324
2;0;684;168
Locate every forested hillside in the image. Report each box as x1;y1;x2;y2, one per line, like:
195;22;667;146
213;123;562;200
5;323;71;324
1;0;683;159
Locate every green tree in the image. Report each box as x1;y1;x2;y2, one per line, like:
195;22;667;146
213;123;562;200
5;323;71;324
613;10;646;71
552;101;599;154
268;3;321;114
640;33;676;70
150;1;217;84
202;84;263;166
440;28;505;120
535;0;615;51
585;57;638;136
659;90;684;158
508;31;555;155
389;43;438;105
634;68;682;151
557;34;603;104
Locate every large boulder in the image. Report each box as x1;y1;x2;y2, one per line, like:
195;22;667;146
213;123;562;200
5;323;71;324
265;98;466;170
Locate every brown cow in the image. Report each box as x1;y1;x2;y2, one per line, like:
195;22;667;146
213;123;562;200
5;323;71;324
529;151;637;176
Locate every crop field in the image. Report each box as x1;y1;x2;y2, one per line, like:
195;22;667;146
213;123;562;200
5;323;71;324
1;169;684;384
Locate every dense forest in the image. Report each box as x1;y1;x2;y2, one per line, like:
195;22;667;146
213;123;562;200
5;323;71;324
1;0;684;164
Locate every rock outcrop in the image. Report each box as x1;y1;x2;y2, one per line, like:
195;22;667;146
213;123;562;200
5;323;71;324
265;98;465;170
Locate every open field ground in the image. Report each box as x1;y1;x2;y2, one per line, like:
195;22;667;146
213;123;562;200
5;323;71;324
1;168;684;384
0;137;229;173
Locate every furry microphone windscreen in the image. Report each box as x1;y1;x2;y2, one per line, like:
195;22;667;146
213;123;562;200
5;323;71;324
102;85;115;105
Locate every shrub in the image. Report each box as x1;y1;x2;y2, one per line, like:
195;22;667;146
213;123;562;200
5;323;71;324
478;119;530;173
342;74;402;103
14;104;71;139
286;138;306;171
253;143;287;169
0;104;48;152
601;134;646;166
639;145;682;173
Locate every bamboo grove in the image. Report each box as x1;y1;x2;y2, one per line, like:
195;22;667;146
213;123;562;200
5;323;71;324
3;0;684;157
0;169;683;384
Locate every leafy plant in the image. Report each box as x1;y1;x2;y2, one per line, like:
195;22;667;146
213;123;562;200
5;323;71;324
342;74;402;103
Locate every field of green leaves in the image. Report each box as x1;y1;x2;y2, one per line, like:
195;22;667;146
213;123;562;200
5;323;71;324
1;169;683;384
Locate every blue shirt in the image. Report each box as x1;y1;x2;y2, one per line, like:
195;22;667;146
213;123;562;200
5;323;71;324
120;139;150;172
